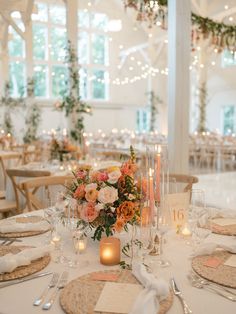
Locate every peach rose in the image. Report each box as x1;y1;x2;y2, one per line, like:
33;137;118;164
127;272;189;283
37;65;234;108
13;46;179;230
79;202;99;222
85;189;98;202
85;183;97;192
116;201;135;222
73;184;85;199
121;161;137;176
91;171;108;182
113;216;125;233
75;169;87;180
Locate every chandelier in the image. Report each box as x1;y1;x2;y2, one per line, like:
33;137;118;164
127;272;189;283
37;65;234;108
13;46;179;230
123;0;167;28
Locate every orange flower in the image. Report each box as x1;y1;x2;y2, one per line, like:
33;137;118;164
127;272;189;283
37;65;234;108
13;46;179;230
116;201;135;222
85;189;98;202
113;216;126;233
73;184;85;199
121;160;137;176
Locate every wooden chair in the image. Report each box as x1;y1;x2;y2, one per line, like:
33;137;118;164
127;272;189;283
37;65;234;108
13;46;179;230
22;175;73;211
6;169;51;213
169;174;199;193
0;152;22;201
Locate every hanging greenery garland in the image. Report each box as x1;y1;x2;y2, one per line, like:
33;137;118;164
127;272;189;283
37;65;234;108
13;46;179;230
123;0;236;52
55;40;92;144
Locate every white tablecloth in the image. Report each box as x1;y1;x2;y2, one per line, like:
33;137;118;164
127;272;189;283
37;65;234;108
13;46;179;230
0;211;235;314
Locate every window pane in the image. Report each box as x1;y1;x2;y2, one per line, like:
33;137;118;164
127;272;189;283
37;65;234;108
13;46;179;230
92;70;108;99
49;5;66;25
52;66;68;98
92;34;108;65
78;31;89;64
9;62;25;97
222;49;236;67
32;2;48;22
91;13;108;30
33;24;47;60
78;11;89;28
8;27;25;58
223;106;235;134
50;27;67;61
79;68;88;99
34;65;47;97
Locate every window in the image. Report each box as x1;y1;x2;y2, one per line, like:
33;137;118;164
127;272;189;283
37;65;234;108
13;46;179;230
222;105;236;135
8;23;26;97
222;49;236;67
136;109;149;132
78;10;109;100
32;1;67;98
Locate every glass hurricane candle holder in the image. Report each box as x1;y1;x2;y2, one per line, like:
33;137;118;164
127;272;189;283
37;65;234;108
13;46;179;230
100;237;120;266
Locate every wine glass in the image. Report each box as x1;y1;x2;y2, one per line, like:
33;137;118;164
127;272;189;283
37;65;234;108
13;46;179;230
139;204;153;267
156;205;171;267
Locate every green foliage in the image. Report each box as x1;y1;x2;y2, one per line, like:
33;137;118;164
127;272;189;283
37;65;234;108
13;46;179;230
197;82;208;133
0;82;22;135
56;40;92;144
23;79;41;143
146;91;162;132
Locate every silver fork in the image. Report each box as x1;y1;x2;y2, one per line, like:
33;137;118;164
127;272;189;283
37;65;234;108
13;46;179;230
0;239;14;246
170;278;192;314
188;276;236;302
190;271;236;296
42;271;68;310
33;273;59;306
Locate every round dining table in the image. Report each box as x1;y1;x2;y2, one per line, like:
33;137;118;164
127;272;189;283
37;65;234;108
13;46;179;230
0;210;235;314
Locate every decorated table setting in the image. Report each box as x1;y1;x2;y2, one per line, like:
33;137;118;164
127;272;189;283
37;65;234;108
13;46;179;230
0;147;236;314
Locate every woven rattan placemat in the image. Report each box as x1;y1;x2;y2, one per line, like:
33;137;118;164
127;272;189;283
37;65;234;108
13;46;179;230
0;245;50;281
60;270;173;314
0;216;50;238
209;219;236;236
192;250;236;288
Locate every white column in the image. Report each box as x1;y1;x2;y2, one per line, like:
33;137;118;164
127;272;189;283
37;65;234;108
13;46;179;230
25;20;33;79
168;0;191;174
66;0;78;53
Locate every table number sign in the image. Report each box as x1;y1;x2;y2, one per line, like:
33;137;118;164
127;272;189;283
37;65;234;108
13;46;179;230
164;192;190;231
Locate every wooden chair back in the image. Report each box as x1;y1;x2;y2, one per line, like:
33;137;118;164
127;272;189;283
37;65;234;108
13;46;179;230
169;174;199;193
0;153;22;190
6;168;51;213
22;175;73;211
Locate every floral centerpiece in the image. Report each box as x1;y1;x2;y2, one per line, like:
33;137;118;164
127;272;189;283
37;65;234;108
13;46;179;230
65;147;141;241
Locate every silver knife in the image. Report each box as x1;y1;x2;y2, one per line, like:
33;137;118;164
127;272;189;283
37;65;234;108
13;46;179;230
33;273;59;306
0;272;53;289
171;278;192;314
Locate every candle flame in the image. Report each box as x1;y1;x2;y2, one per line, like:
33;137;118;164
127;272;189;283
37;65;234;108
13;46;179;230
158;145;161;154
149;168;153;177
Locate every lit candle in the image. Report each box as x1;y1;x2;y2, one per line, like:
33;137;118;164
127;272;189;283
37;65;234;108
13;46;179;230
74;239;87;254
156;145;161;203
100;237;120;266
149;168;155;218
51;234;61;247
182;225;192;237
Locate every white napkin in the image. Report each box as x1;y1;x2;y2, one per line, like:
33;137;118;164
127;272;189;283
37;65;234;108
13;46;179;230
129;263;169;314
0;219;49;234
190;242;236;258
0;245;52;273
198;207;236;227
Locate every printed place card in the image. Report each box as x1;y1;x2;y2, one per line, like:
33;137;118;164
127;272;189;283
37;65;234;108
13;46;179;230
94;282;142;314
224;254;236;268
213;218;236;227
164;192;190;229
203;257;222;268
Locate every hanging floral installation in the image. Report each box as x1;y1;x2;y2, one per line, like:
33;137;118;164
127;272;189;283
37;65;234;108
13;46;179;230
0;82;22;135
56;40;92;144
123;0;236;52
23;78;41;144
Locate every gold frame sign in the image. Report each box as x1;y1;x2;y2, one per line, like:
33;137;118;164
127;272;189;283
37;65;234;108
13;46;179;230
164;192;190;232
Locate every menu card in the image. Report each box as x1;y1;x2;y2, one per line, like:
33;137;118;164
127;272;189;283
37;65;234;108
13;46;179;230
94;282;142;313
224;254;236;268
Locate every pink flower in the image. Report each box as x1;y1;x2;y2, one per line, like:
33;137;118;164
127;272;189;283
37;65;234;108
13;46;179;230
73;184;85;199
75;169;87;180
91;171;108;182
121;161;137;176
79;202;99;222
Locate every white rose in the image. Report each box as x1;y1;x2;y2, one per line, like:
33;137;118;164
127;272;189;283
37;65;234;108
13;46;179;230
85;183;97;192
98;186;118;204
95;203;104;212
108;170;121;184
